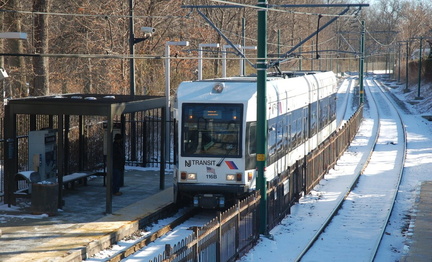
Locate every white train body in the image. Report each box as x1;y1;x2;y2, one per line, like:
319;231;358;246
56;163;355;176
173;71;337;208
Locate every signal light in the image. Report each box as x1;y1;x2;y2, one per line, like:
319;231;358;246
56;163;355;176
236;173;242;181
248;172;253;181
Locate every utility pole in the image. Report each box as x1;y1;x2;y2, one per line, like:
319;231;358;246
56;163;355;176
129;0;137;162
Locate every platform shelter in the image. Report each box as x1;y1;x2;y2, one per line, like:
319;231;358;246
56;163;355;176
3;94;166;214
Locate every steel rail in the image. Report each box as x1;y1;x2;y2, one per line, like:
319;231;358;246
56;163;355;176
368;78;407;261
296;76;407;261
294;76;381;261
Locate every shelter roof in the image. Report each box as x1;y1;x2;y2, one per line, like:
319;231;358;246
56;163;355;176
6;94;165;116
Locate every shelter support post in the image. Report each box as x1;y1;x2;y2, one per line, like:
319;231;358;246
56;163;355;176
105;112;114;214
4;103;18;206
160;107;166;190
57;114;64;209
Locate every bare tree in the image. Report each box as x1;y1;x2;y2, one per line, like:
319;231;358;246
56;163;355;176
3;0;27;98
31;0;50;96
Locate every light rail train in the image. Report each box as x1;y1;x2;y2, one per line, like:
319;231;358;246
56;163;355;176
173;71;337;208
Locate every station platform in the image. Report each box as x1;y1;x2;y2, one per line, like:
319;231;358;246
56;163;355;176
1;170;431;261
0;167;174;262
401;181;432;262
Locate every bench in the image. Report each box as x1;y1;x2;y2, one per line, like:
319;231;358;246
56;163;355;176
12;171;105;204
14;172;96;194
61;172;94;189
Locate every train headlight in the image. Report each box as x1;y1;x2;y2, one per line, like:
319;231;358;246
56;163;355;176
226;174;235;181
187;173;197;180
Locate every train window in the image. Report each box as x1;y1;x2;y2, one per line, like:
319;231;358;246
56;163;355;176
309;102;318;138
330;94;336;122
268;119;277;157
245;122;256;170
247;122;256;155
303;108;309;140
319;98;329;129
296;110;302;146
181;103;243;157
277;118;284;149
285;113;291;151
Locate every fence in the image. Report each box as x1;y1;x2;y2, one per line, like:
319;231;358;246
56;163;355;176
149;192;261;262
147;105;364;261
0;104;363;261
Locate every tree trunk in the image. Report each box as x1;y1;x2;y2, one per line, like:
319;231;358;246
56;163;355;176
31;0;50;97
3;0;26;98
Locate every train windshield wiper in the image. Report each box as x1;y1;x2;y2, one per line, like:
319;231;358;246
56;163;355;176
216;145;234;166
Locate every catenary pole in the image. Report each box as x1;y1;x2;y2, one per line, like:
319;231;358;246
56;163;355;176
416;36;423;100
359;20;365;104
257;0;268;235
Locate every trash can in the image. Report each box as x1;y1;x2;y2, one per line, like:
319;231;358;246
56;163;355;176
31;182;59;216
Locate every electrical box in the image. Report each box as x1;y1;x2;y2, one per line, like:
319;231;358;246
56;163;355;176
28;129;57;181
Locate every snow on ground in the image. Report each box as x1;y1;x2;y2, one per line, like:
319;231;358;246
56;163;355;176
88;72;432;262
239;73;432;262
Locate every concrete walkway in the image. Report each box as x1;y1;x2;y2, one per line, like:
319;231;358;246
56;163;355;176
401;181;432;262
0;168;173;261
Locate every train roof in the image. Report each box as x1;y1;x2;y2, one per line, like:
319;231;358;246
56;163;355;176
195;70;330;83
175;71;335;104
194;76;276;82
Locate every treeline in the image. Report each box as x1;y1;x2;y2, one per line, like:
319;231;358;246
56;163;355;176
0;0;431;107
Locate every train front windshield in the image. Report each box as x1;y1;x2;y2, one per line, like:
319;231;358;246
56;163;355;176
181;103;243;157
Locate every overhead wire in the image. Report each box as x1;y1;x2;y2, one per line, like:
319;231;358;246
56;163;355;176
1;2;365;61
210;0;357;18
0;8;187;19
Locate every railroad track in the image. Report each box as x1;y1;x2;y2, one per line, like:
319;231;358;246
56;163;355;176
86;206;219;262
295;77;407;261
88;75;406;262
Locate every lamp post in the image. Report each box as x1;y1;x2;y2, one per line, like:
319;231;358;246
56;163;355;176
222;44;241;78
0;32;27;99
240;46;257;76
129;0;155;163
165;41;189;162
198;43;219;80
